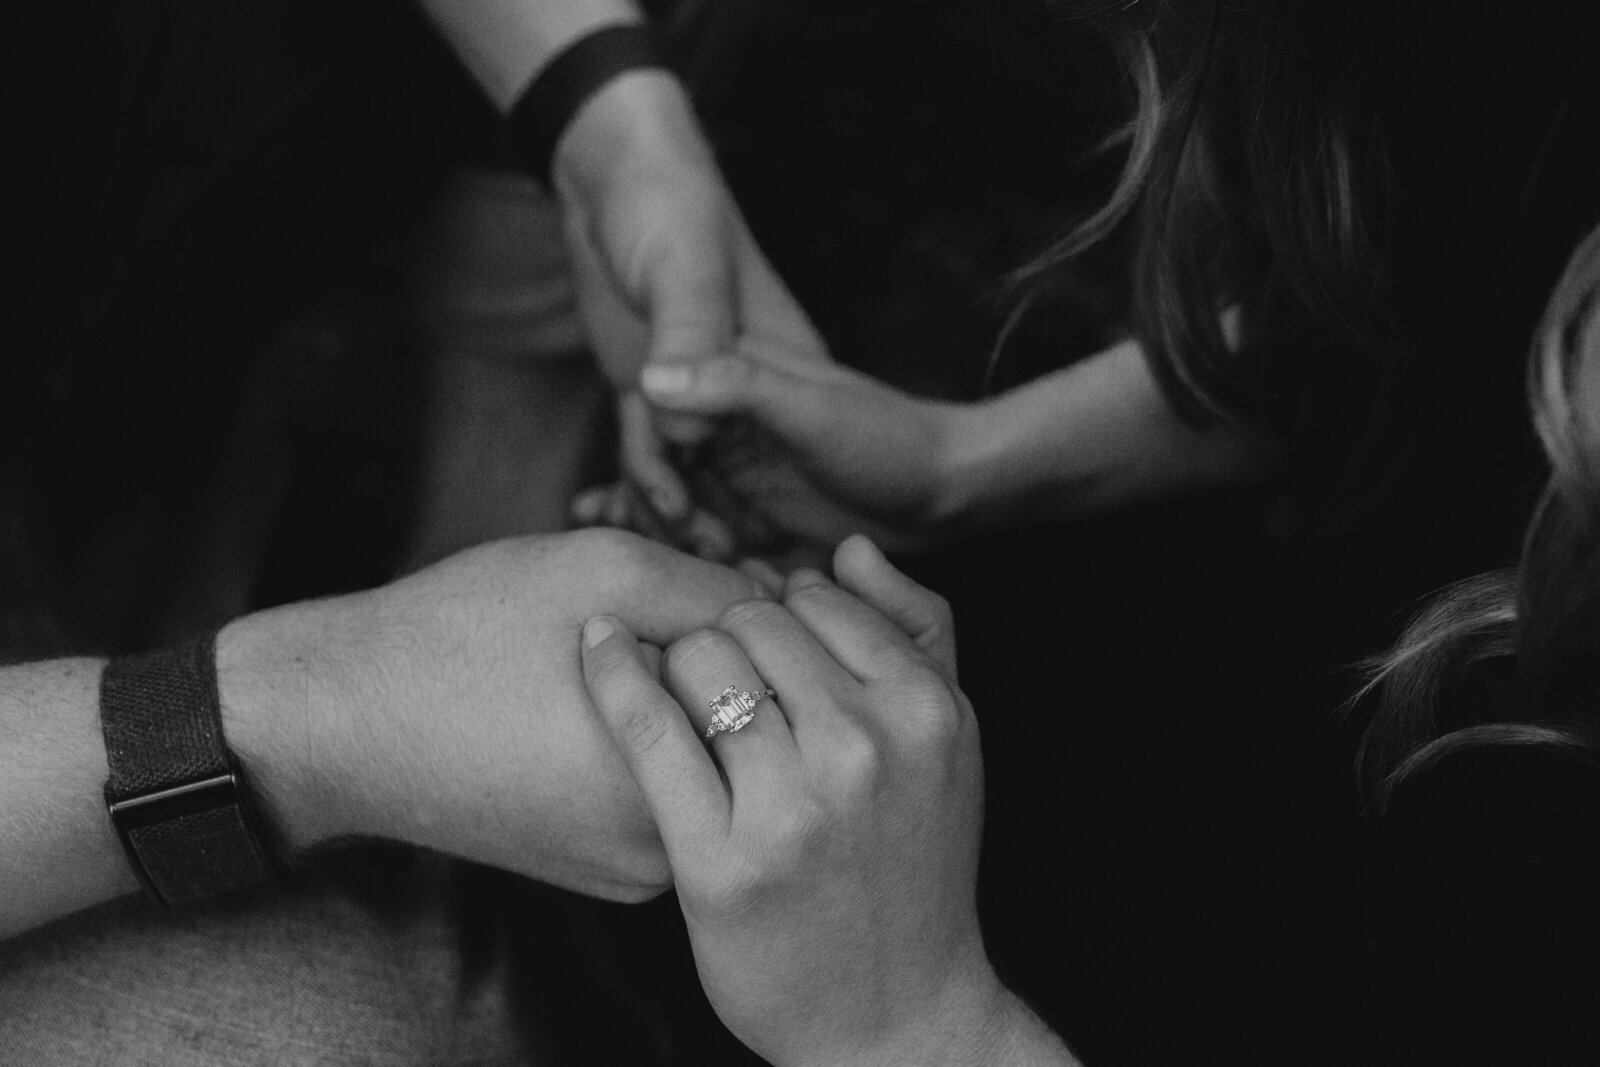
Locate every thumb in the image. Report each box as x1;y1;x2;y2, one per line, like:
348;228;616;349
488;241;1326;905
643;211;735;366
641;355;832;446
643;219;736;445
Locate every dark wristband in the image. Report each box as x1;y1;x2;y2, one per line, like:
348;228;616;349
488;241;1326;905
101;635;275;908
507;22;672;188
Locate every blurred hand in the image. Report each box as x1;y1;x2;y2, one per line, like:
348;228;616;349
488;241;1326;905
551;71;827;521
577;338;967;557
265;528;762;903
579;535;1018;1065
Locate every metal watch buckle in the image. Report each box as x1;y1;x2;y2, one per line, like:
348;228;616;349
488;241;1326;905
107;770;243;906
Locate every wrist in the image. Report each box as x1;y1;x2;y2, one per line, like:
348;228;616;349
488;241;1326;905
858;987;1072;1067
215;595;371;855
961;988;1079;1066
796;966;1054;1067
927;402;1001;537
420;0;641;112
549;68;707;204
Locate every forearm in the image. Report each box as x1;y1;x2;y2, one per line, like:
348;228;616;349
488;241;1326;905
0;600;346;940
939;337;1276;528
414;0;704;231
0;657;138;937
0;531;746;939
417;0;643;111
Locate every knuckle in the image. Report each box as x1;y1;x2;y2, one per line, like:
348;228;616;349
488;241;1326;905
664;626;731;673
880;669;965;752
902;660;956;701
573;526;649;575
782;578;840;614
709;809;828;910
716;596;784;635
924;590;955;631
831;726;885;790
907;703;963;753
584;652;628;699
613;691;676;758
923;615;955;662
769;799;829;857
698;860;761;916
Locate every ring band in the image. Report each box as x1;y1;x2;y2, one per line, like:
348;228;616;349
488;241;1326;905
703;685;776;742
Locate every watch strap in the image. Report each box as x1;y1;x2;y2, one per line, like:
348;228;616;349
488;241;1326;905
507;22;673;188
101;635;275;907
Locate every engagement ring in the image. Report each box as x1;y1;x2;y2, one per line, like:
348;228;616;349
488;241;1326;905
703;685;775;742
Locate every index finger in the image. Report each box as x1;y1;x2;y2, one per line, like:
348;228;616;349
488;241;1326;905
593;534;767;645
618;390;695;522
582;615;728;854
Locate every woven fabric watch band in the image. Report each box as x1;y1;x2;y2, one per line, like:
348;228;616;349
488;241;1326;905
507;22;671;187
101;635;274;907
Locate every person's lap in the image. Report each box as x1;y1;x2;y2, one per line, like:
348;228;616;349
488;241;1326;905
0;851;542;1066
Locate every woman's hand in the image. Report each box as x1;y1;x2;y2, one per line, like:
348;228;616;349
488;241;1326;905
579;536;1072;1065
574;339;972;559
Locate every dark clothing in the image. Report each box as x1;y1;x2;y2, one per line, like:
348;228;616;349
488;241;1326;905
860;5;1598;1065
6;0;490;653
1364;746;1600;1065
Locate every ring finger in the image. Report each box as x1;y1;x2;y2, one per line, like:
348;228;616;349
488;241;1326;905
661;628;799;808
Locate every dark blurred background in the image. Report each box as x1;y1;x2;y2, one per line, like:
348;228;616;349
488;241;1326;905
5;1;1593;1063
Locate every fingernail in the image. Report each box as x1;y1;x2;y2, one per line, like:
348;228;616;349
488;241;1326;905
843;532;878;557
583;616;616;648
787;568;830;592
840;532;884;568
642;364;693;395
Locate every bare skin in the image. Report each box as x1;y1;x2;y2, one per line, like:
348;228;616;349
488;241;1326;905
0;530;762;939
582;536;1082;1066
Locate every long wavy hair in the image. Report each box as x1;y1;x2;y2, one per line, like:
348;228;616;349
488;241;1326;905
1003;0;1392;439
1352;225;1600;809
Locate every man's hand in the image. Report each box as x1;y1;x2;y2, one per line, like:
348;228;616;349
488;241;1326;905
223;529;764;903
551;70;828;521
417;6;830;526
